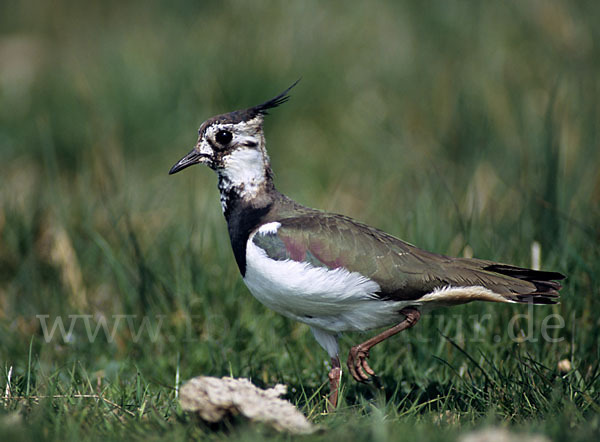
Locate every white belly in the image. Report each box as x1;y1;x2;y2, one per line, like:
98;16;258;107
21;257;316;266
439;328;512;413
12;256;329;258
243;232;412;333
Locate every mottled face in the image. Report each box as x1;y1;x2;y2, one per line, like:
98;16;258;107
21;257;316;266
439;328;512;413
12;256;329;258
169;111;273;210
170;81;296;178
169;112;267;173
169;81;297;209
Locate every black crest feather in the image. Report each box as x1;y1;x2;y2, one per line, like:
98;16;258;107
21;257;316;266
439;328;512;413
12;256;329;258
206;80;301;126
251;79;300;116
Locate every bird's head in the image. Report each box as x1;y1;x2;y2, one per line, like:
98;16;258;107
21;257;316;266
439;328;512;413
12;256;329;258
169;81;298;178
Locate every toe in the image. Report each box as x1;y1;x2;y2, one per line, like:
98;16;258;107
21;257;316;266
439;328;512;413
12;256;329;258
356;364;370;381
347;358;358;381
362;359;375;376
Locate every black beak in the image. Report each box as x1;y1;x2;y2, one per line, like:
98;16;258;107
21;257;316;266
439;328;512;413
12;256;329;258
169;149;206;175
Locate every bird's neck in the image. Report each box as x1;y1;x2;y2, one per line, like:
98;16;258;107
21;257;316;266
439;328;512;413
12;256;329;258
217;147;275;216
216;148;278;275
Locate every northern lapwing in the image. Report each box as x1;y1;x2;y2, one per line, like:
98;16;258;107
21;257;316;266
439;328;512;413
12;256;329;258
169;82;565;409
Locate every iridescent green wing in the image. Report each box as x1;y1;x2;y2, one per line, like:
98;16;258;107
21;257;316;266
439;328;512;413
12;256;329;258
252;214;446;300
252;214;563;302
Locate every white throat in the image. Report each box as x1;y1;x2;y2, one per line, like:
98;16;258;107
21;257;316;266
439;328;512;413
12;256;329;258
218;148;269;211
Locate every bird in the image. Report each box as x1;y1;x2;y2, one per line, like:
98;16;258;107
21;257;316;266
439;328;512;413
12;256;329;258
169;81;565;409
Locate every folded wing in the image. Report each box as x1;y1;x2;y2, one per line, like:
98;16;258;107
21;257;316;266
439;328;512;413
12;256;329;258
252;214;564;305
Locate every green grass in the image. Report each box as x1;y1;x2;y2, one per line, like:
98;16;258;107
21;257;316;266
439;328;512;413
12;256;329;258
1;0;600;440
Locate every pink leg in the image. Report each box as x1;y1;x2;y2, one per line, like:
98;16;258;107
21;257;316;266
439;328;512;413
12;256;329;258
327;356;342;411
347;308;421;382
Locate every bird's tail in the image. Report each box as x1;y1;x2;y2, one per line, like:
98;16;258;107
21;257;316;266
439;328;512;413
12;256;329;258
479;263;564;304
415;259;565;307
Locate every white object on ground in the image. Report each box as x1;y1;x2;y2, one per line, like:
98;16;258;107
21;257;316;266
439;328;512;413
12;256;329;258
179;376;316;434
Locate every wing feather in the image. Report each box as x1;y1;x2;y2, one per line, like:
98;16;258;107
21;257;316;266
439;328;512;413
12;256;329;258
252;214;564;304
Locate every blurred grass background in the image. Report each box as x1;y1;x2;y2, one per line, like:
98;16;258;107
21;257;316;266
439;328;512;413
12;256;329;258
1;0;599;440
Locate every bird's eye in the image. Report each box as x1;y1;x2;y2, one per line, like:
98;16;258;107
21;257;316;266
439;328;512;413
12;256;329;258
215;130;233;145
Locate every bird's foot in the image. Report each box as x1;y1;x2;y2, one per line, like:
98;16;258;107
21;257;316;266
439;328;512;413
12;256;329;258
346;309;421;384
347;346;376;382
